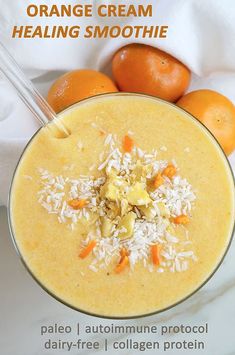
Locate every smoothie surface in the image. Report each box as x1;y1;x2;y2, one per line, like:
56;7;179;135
10;95;235;317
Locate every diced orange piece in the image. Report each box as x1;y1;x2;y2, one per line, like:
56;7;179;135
123;135;134;152
79;240;97;259
115;255;129;273
120;248;129;258
153;173;164;189
151;244;161;266
114;248;130;273
68;198;87;210
172;215;190;225
162;164;177;179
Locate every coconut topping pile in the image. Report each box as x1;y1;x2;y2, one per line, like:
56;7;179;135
37;132;196;274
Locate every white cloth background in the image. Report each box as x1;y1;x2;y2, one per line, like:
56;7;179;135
0;0;235;205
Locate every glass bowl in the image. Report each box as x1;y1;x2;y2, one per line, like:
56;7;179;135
8;93;235;319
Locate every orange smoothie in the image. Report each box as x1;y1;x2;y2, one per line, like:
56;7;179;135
9;94;235;318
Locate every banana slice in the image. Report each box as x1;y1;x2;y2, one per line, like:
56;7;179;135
157;202;170;217
139;203;157;221
101;175;128;202
127;182;152;206
101;217;113;238
118;211;136;239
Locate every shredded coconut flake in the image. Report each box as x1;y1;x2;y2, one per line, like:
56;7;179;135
36;132;197;274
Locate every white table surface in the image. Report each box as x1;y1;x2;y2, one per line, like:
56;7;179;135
1;155;235;355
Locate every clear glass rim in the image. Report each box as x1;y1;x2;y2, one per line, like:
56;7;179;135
7;92;235;320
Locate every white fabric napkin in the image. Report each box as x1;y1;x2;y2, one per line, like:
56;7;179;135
0;0;235;205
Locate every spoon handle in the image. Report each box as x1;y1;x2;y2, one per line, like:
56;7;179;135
0;41;69;136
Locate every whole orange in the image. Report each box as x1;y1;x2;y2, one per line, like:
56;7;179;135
47;69;118;113
177;89;235;155
112;44;191;102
